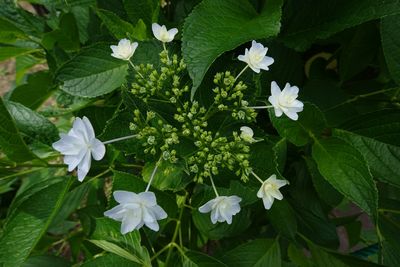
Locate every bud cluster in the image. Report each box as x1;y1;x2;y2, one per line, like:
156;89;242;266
212;71;257;122
129;109;179;163
129;51;256;184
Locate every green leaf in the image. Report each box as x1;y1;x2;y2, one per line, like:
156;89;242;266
382;14;400;85
123;0;159;27
267;199;297;240
192;206;251;240
308;242;381;267
88;240;145;265
339;109;400;146
91;217;151;266
56;44;129;97
182;0;283;98
41;12;80;51
305;157;343;207
334;129;400;187
312;137;378;219
142;160;190;191
0;97;37;162
22;255;70;267
221;239;281;267
281;0;400;51
5;101;58;145
0;46;40;62
183;251;227;267
97;9;147;41
81;253;139;267
380;215;400;267
269;103;327;146
0;178;72;267
339;23;379;81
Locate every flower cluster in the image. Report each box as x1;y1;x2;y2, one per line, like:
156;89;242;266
52;24;303;233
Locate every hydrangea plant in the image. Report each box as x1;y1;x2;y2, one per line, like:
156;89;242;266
0;0;400;266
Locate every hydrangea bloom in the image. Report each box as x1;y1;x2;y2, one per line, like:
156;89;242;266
104;191;167;234
268;81;304;121
238;40;274;73
257;174;288;210
240;126;255;143
110;38;138;61
52;117;105;181
152;23;178;43
199;195;242;224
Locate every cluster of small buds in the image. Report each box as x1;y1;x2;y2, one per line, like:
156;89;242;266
212;72;257;122
187;130;251;183
129;109;179;162
174;101;207;136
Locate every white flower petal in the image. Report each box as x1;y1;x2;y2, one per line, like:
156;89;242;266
199;199;215;213
77;151;91;181
262;196;274;210
91;138;106;160
151;205;168;219
114;191;138;204
167;28;178;41
145;220;160;231
64;149;86;172
121;210;142;234
104;205;125;221
138;191;157;206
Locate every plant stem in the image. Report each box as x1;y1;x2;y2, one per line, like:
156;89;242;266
234;65;249;81
209;174;219;197
251;170;264;184
165;194;187;265
145;157;163;192
162;42;170;62
128;60;145;79
102;134;138;145
247;105;273;109
324;87;399;112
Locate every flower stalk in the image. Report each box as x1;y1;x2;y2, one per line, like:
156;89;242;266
102;134;138;145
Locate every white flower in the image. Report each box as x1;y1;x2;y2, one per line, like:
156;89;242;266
110;39;138;60
238;40;274;73
152;23;178;43
199;195;242;224
52;117;105;182
104;191;167;234
257;174;288;210
240;126;255;143
268;81;304;121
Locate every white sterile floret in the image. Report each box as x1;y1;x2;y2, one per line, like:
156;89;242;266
104;191;167;234
110;38;138;60
199;195;242;224
268;81;304;121
240;126;255;143
152;23;178;43
257;174;288;210
238;40;274;73
52;117;105;182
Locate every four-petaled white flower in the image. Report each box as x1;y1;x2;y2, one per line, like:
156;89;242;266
238;40;274;73
199;195;242;224
110;38;138;61
152;23;178;43
257;174;288;210
268;81;304;121
104;191;167;234
240;126;255;143
52;117;105;182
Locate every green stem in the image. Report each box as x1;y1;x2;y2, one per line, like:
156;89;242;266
129;60;144;79
162;42;170;62
0;168;44;181
234;65;249;82
145;156;163;192
250;170;264;184
209;174;219;197
324;87;399;112
165;194;187;265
